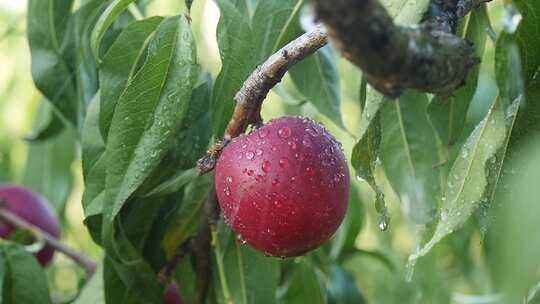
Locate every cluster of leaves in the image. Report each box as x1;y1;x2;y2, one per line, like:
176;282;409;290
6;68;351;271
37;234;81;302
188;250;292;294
14;0;361;303
2;0;539;303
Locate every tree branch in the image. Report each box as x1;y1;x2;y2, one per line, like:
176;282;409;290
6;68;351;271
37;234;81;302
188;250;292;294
0;202;97;276
312;0;487;97
157;239;192;284
197;25;328;175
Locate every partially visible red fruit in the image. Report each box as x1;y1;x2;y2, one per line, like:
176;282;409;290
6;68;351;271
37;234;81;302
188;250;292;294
163;282;183;304
215;116;350;257
0;184;60;266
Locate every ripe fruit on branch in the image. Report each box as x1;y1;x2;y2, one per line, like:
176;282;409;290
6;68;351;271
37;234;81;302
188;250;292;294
215;116;349;257
0;184;60;266
163;282;184;304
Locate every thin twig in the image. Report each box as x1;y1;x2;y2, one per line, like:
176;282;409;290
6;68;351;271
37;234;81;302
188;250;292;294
157;239;192;284
197;25;328;175
0;203;97;276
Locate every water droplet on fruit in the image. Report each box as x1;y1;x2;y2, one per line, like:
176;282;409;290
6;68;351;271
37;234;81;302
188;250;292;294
287;141;297;150
226;176;233;183
305;166;315;175
236;234;247;244
255;149;263;156
258;128;268;138
247;170;255;176
242;143;248;149
262;160;271;173
273;200;282;208
223;187;231;196
278;127;291;138
271;146;277;151
246;151;255;159
302;138;312;147
272;179;280;186
305;127;319;137
279;158;289;168
255;174;264;182
290;176;297;183
325;146;334;155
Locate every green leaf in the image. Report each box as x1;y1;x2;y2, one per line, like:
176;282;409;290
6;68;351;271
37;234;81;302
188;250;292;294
289;46;344;129
0;242;52;304
24;111;65;142
513;1;540;85
73;264;104;304
380;91;442;224
411;98;507;259
81;94;106;243
327;266;366;304
166;73;213;170
162;174;210;258
99;16;164;140
73;0;108;114
489;136;540;302
213;222;280;304
27;0;78;126
500;3;540;145
475;94;522;237
90;0;137;59
381;0;429;24
103;15;198;218
329;185;364;261
211;0;301;136
428;5;489;145
22;101;76;214
351;78;388;229
277;260;326;304
103;198;168;304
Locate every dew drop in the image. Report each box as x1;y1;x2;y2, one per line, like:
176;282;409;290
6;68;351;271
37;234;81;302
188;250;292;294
242;143;248;149
287;141;298;150
278;127;291;138
258;128;268;138
223;187;231;196
272;179;280;186
255;148;263;156
247;170;255;176
255;174;264;182
325;146;334;155
236;234;247;244
226;176;233;183
246;151;255;160
290;176;297;183
271;146;277;151
302;138;312;147
262;160;272;173
305;127;319;137
279;158;289;168
378;219;388;231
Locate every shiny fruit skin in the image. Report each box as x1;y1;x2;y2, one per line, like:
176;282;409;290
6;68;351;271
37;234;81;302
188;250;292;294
215;116;349;257
0;184;60;266
163;282;183;304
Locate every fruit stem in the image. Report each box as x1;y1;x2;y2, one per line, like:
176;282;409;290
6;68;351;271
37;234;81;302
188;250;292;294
211;225;233;304
197;25;328;175
0;203;97;276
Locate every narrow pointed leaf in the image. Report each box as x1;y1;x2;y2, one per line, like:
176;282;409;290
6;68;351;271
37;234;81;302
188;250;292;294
411;98;507;259
90;0;137;59
99;16;163;140
103;15;198;218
